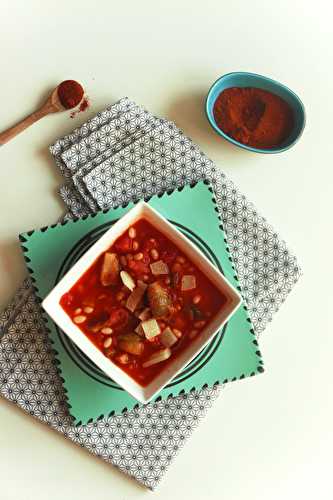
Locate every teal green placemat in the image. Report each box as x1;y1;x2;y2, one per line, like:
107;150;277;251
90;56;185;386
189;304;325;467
20;182;263;424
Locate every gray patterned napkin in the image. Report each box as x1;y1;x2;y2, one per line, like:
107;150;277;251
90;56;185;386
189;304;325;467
50;97;136;179
63;106;165;211
0;98;301;489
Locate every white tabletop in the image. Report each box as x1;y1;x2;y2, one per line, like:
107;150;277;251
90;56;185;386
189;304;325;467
1;1;332;499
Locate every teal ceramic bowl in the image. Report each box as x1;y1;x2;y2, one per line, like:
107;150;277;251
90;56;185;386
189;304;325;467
205;72;305;154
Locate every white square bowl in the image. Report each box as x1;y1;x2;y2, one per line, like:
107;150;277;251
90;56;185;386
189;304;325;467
42;202;242;403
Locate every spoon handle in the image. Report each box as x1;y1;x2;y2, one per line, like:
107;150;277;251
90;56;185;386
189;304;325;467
0;107;49;146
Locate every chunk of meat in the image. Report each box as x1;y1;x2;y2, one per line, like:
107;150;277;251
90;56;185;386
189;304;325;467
137;307;151;321
118;333;144;356
100;252;120;286
147;282;172;318
142;348;171;368
108;308;129;329
126;282;147;312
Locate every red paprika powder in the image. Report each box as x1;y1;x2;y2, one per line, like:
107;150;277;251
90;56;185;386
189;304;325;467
57;80;84;109
70;96;90;118
213;87;294;149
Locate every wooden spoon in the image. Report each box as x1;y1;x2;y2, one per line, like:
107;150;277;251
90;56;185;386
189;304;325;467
0;86;70;146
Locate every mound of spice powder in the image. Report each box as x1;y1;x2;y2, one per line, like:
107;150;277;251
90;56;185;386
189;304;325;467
57;80;84;109
213;87;294;149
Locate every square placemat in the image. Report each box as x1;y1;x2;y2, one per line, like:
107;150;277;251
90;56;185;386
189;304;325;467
20;182;263;424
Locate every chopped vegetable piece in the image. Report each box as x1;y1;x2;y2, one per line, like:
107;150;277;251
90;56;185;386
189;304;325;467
135;323;145;337
147;282;172;317
126;282;147;312
142;348;171;368
150;260;169;275
100;252;120;286
120;270;136;291
138;307;151;321
160;327;178;347
118;333;144;356
141;318;161;339
181;275;196;291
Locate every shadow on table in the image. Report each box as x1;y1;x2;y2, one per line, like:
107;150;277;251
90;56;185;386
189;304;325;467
166;90;239;155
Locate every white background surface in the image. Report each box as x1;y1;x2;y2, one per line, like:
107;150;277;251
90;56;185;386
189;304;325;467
0;1;332;499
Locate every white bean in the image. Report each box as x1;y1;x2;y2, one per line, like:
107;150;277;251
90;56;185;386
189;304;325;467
150;249;159;260
192;295;201;305
73;315;86;324
134;252;143;261
104;337;112;348
83;306;94;314
128;227;136;239
101;327;113;335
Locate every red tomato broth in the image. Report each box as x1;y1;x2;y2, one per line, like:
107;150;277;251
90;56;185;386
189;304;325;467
60;219;227;386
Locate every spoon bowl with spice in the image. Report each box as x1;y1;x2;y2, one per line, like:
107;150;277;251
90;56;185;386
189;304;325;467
205;72;305;154
0;80;86;146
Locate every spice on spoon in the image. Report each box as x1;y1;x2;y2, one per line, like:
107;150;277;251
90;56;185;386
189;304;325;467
213;87;294;149
57;80;84;109
0;79;89;145
57;80;90;118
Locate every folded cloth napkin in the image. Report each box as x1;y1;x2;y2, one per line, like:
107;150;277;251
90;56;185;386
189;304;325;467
0;98;301;489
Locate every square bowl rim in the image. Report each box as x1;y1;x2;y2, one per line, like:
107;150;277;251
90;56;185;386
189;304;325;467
42;201;242;403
